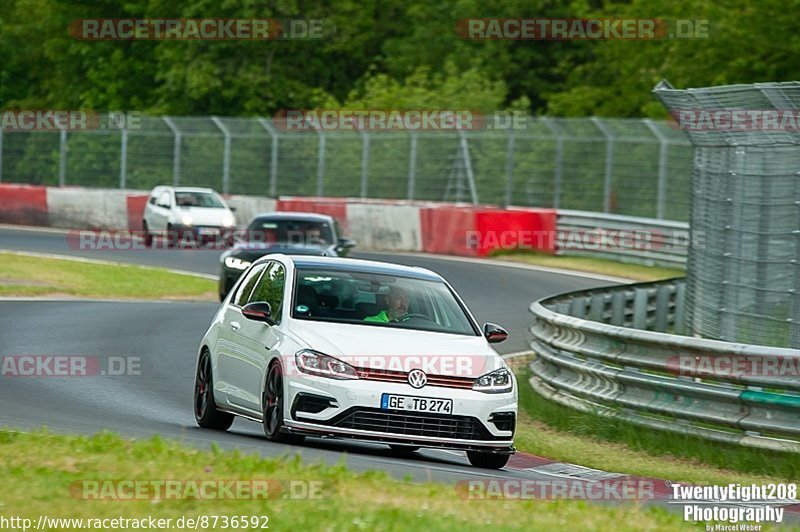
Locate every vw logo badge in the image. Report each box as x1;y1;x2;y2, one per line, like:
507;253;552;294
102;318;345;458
407;369;427;389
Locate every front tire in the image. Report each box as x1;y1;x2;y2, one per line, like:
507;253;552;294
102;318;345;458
467;450;510;469
263;362;304;444
142;221;153;247
194;350;234;431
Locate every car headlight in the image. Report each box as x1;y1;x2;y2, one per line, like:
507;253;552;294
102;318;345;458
224;256;251;271
180;213;193;226
473;368;513;394
296;349;358;380
221;214;235;227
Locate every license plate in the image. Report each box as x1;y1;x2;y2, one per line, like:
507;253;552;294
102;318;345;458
198;227;220;236
380;394;453;414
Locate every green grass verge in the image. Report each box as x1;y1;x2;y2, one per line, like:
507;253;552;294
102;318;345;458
0;252;216;300
491;250;684;281
0;430;685;531
514;366;800;484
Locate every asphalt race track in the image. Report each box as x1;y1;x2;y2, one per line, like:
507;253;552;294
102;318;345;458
0;226;613;485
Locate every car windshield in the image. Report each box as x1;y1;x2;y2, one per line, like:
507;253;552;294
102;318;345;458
246;219;334;246
292;267;478;336
174;191;225;208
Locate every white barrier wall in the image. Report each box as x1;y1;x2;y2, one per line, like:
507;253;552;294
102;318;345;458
226;196;278;228
346;204;423;252
47;188;129;229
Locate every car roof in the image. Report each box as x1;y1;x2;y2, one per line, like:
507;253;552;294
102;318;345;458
250;211;335;222
262;254;443;282
149;186;218;195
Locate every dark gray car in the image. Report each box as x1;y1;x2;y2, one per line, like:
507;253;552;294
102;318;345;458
218;212;355;300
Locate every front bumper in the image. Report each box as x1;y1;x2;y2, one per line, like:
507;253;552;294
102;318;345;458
284;373;517;451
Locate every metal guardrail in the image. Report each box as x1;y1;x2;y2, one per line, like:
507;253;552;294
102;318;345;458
528;278;800;452
555;210;689;268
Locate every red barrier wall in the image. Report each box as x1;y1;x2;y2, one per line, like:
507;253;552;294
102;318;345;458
422;207;557;257
125;194;149;230
0;184;48;225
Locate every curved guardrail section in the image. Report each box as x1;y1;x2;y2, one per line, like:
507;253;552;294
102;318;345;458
528;278;800;452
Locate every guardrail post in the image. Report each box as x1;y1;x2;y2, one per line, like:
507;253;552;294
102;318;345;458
360;130;370;198
58;129;67;186
162;117;181;186
407;132;417;200
632;288;648;329
257;118;279;197
591;117;615;213
541;117;563;208
654;285;671;332
119;127;128;189
644;119;669;219
674;282;686;335
211;116;231;194
504;128;515;207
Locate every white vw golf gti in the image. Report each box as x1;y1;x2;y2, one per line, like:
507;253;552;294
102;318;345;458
195;255;517;468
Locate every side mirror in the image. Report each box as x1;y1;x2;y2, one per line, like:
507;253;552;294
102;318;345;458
337;237;356;249
483;322;508;344
157;202;171;209
242;302;275;325
228;206;237;212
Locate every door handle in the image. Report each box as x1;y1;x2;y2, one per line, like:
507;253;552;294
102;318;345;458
230;321;241;331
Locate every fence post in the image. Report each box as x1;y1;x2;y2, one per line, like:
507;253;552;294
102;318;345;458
541;117;563;209
644;119;668;219
504;128;515;207
407;132;417;200
211;116;231;194
257;118;279;197
360;130;370;198
119;128;128;189
458;131;479;205
162;117;181;186
591;117;615;213
58;129;67;186
314;127;326;196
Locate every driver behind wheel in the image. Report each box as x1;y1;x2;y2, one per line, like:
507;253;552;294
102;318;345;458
364;285;409;323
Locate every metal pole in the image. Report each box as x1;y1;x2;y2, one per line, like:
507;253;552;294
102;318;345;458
162;117;181;186
119;128;128;189
504;129;515;207
407;132;417;200
644;119;669;219
315;127;325;196
257;118;279;197
58;129;67;186
211;116;231;194
541;117;563;209
458;131;478;205
591;117;615;213
0;129;4;182
359;130;370;198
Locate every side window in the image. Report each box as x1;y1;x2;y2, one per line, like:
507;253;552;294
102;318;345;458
233;264;267;307
248;262;286;324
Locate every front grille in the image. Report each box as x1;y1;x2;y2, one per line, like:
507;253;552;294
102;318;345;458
355;368;474;390
329;408;497;441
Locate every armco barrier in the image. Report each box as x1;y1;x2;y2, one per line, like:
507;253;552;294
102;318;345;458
529;278;800;452
556;210;689;267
